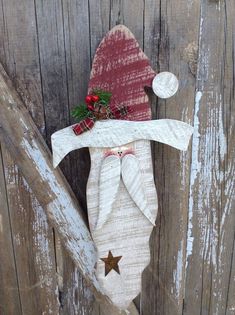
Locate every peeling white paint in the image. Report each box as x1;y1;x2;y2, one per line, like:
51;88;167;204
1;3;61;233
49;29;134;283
31;198;53;273
180;106;190;187
173;240;184;299
20;137;100;291
19;117;29;131
186;91;202;267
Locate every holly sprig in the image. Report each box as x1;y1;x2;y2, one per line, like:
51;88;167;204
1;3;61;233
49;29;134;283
92;89;112;106
71;103;90;122
71;89;112;122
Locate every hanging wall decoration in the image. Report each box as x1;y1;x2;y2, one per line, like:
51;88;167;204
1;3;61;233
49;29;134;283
51;25;193;310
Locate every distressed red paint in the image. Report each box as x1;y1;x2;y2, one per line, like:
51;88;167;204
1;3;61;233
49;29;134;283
89;25;156;121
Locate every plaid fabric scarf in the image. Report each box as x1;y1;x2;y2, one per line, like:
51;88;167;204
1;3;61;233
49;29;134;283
73;117;95;135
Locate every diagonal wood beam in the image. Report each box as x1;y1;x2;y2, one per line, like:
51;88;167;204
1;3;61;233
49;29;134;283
0;63;139;315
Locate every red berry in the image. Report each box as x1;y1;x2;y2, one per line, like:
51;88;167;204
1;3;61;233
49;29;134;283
85;95;93;104
87;104;94;111
91;95;100;103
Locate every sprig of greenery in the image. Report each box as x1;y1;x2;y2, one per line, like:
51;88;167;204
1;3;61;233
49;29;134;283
71;89;112;122
92;89;112;106
71;103;90;122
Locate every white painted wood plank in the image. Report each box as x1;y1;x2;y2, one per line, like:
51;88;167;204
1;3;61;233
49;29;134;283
121;154;155;225
97;155;121;230
87;140;158;309
52;119;193;167
152;72;179;99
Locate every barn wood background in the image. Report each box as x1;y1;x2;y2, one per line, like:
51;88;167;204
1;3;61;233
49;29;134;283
0;0;234;315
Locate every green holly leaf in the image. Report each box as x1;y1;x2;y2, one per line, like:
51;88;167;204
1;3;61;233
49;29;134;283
92;89;112;105
71;104;89;122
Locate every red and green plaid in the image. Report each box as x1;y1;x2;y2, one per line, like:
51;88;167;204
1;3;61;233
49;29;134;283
72;117;95;135
72;105;131;136
111;105;131;119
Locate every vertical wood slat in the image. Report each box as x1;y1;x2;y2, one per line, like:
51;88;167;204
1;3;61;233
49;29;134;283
88;2;110;314
89;0;110;60
110;0;144;49
142;0;201;314
226;235;235;315
0;5;22;314
0;0;59;314
34;1;94;314
0;145;22;315
141;1;160;313
184;1;235;315
1;149;59;315
109;5;144;313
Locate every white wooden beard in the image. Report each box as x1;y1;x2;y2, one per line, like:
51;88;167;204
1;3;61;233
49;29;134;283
52;119;193;310
87;140;156;309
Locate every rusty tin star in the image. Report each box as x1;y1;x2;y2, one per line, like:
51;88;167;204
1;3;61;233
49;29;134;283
100;251;122;276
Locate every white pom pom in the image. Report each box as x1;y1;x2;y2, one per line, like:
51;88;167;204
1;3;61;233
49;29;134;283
152;71;179;99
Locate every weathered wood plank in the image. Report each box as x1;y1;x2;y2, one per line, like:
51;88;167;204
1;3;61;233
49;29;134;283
184;1;235;315
0;0;59;313
89;0;110;59
62;0;91;210
110;0;144;48
0;62;98;287
0;145;22;315
0;62;139;315
108;2;144;312
88;3;110;313
226;233;235;315
34;0;70;142
141;3;160;313
34;1;94;314
0;0;45;130
0;4;22;314
2;148;60;314
142;1;201;314
54;237;94;315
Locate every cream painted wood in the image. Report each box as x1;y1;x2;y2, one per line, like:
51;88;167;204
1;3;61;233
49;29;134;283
97;155;121;230
121;154;155;225
87;140;158;309
52;119;193;168
51;119;193;309
152;71;179;99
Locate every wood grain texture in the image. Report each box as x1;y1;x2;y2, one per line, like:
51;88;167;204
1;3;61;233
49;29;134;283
142;0;201;315
183;1;235;315
152;72;179;99
0;145;22;315
34;1;95;314
97;155;121;229
1;148;59;315
86;25;158;310
0;63;98;288
0;61;141;315
52;119;193;167
0;0;234;314
121;154;155;225
0;1;59;314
